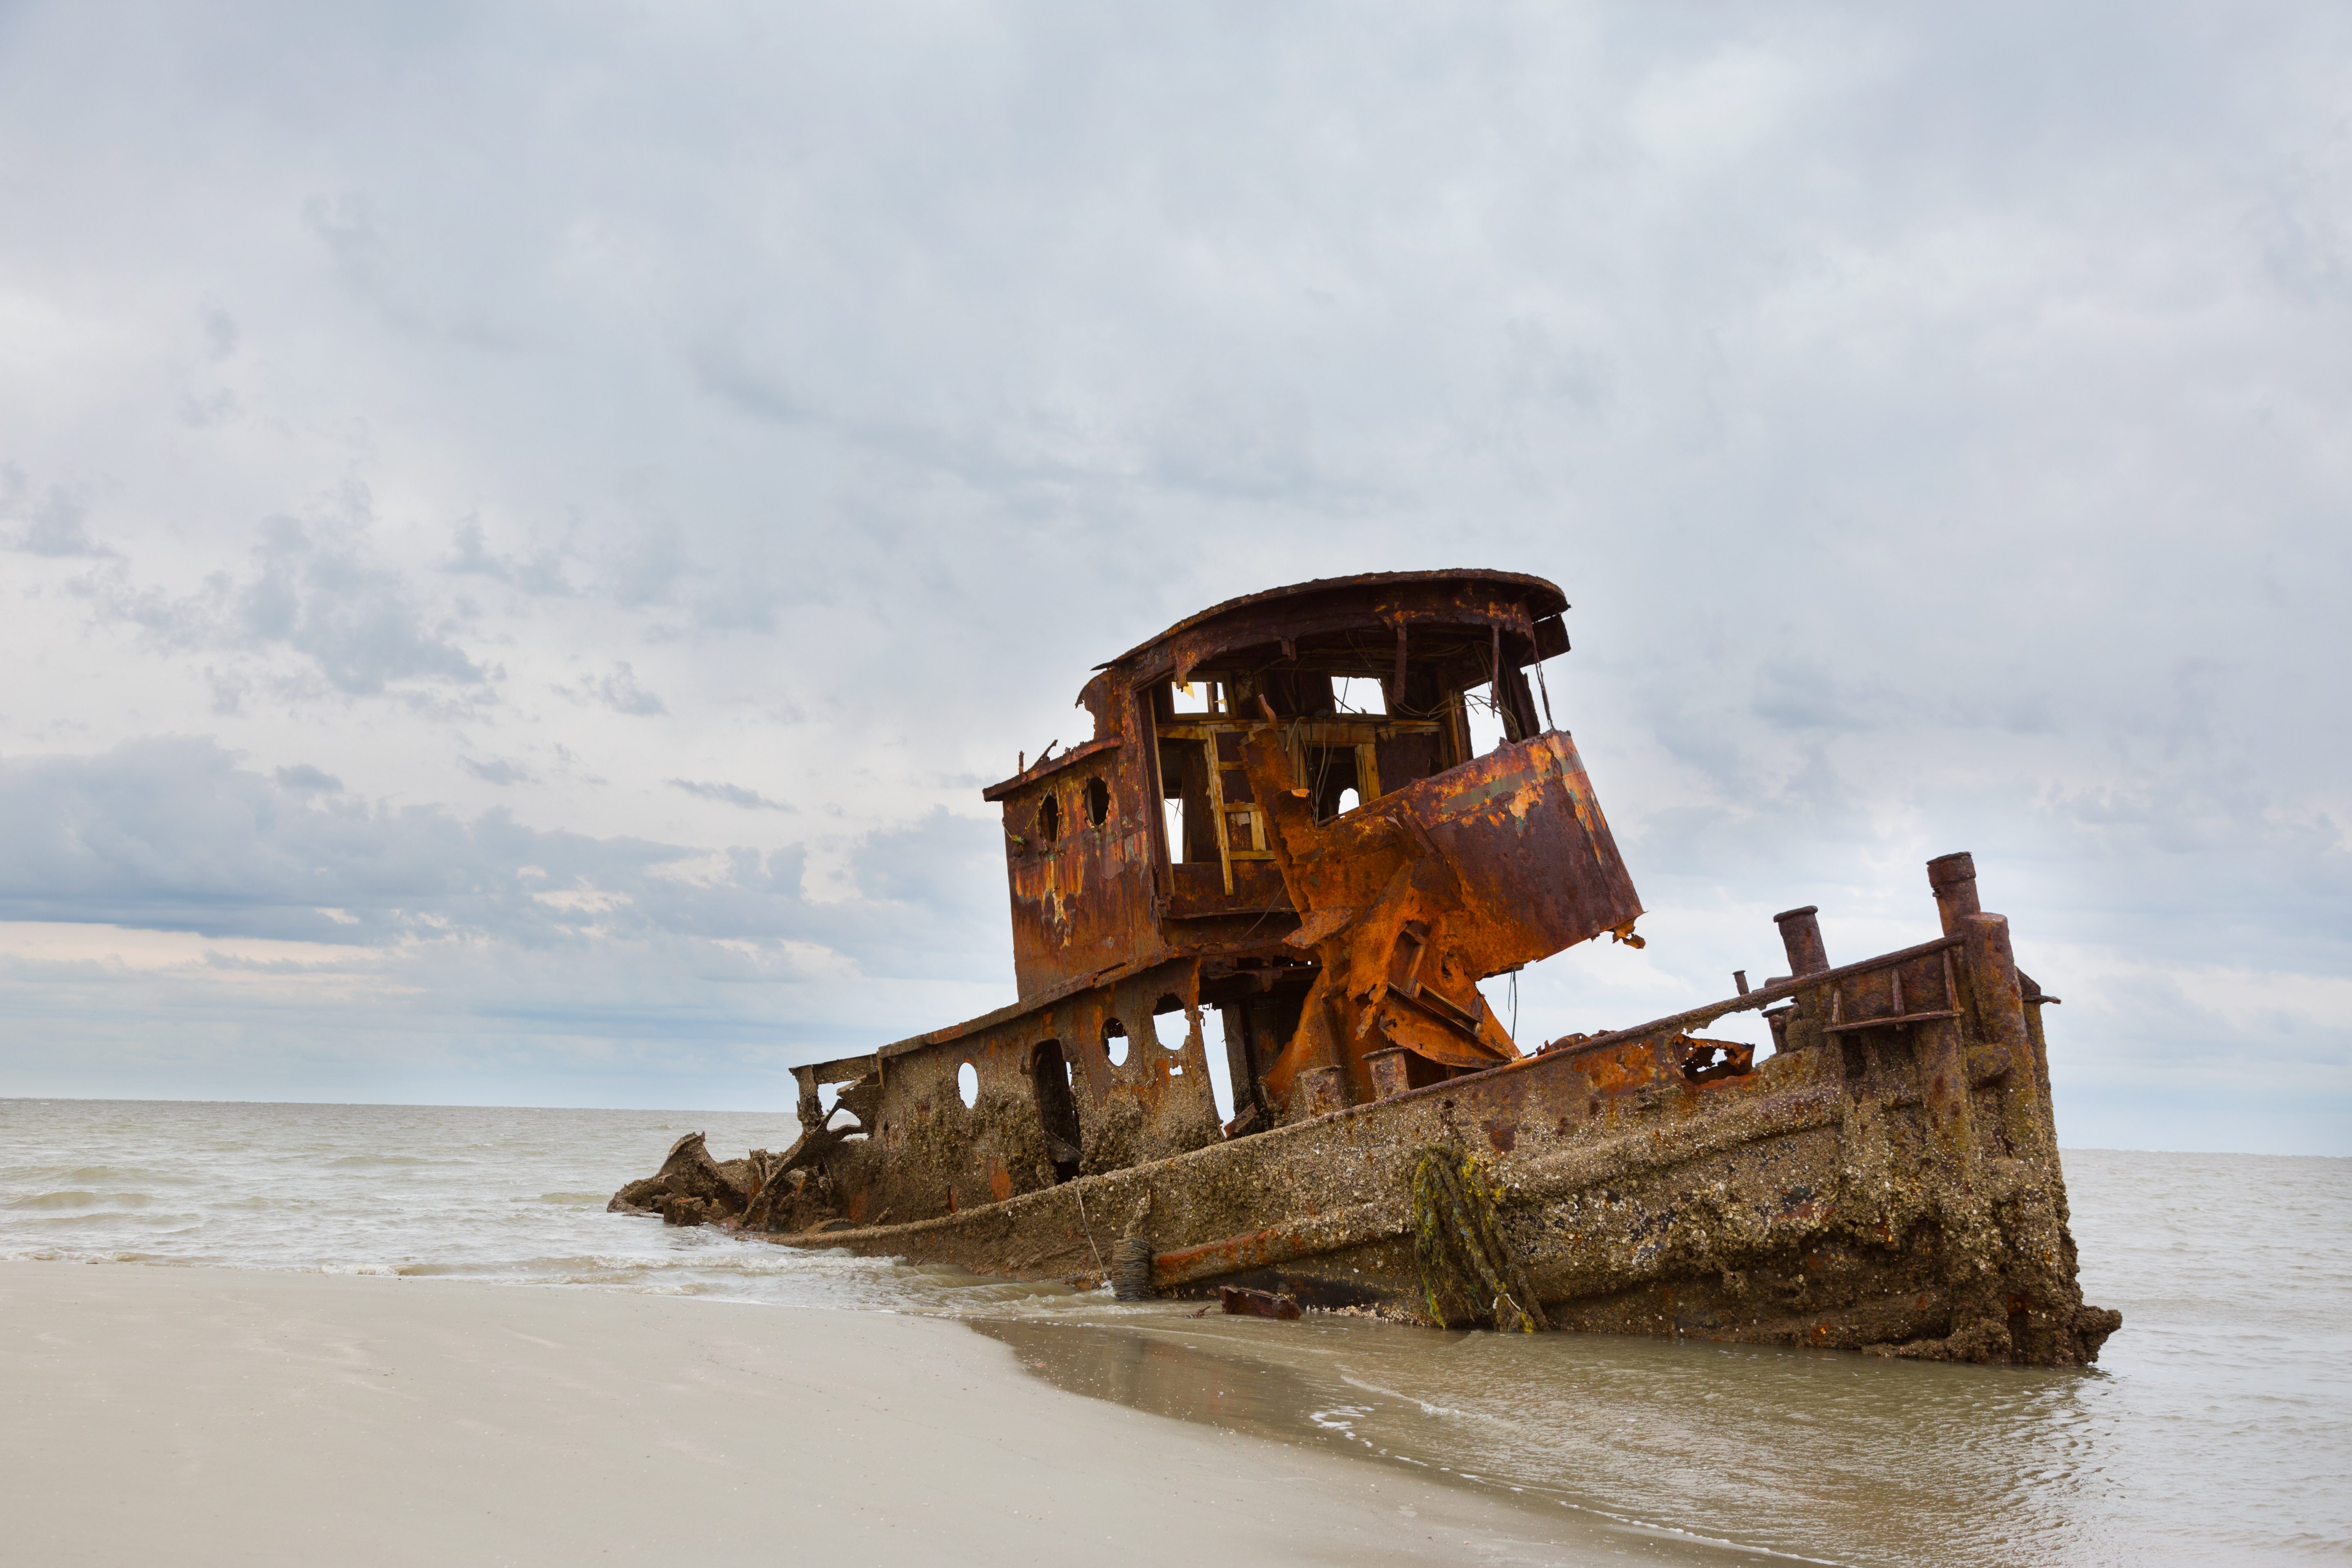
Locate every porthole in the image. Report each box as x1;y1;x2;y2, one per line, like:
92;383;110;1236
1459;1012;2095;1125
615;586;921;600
1039;792;1060;844
1085;777;1110;826
957;1061;979;1108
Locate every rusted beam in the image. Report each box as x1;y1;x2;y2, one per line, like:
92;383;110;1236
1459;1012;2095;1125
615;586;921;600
1540;933;1964;1061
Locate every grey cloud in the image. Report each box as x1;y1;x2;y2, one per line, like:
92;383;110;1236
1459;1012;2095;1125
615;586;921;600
233;513;485;694
2;466;112;558
73;504;486;698
300;191;532;349
461;757;535;786
0;738;663;945
301;192;384;287
273;763;343;793
0;741;1005;982
588;663;665;716
668;780;790;811
177;388;240;428
446;518;572;596
205;668;252;717
202;307;238;360
1749;655;1902;734
601;522;690;612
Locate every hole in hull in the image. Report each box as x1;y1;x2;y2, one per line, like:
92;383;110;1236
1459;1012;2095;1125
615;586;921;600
1032;1040;1082;1183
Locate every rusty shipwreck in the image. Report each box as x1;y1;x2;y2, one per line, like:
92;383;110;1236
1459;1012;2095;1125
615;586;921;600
612;570;2120;1367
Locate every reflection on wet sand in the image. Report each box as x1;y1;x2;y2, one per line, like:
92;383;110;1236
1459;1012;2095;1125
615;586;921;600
972;1313;1830;1566
974;1300;2119;1568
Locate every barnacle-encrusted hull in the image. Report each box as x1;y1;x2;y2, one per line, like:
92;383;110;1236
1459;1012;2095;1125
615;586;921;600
616;909;2116;1366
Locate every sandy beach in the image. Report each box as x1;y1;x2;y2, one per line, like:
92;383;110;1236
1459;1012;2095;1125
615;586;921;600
0;1262;1627;1566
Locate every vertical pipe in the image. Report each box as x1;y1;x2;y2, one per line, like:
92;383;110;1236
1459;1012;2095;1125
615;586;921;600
1774;906;1830;976
1927;851;1981;937
1490;624;1510;741
1775;907;1829;1032
1140;687;1174;900
1961;911;2028;1056
1963;911;2056;1158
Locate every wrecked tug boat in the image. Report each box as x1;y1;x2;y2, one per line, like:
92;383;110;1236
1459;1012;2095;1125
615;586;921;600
612;570;2120;1366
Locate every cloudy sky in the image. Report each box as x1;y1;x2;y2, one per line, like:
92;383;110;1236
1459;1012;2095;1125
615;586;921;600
2;1;2344;1150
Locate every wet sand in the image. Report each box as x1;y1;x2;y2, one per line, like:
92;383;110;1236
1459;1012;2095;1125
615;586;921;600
7;1107;2342;1566
1;1262;1645;1566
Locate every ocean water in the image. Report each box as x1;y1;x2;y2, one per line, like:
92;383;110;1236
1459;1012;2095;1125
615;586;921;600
2;1098;2344;1564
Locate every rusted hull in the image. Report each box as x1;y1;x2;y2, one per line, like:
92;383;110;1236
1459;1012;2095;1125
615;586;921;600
608;569;2118;1367
730;921;2115;1367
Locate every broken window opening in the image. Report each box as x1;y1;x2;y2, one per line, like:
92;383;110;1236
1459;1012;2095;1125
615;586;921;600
1085;776;1110;827
1170;679;1221;715
1331;676;1386;715
817;1080;863;1129
1031;1040;1082;1182
1038;791;1060;844
1260;667;1336;717
1158;658;1468;871
956;1061;979;1109
1103;1018;1130;1067
1151;997;1187;1052
1675;1039;1756;1086
1222;989;1304;1135
1499;662;1541;742
1465;686;1508;757
1158;738;1220;866
1298;742;1369;822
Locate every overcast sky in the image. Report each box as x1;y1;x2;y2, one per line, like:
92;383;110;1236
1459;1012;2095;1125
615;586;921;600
2;1;2344;1151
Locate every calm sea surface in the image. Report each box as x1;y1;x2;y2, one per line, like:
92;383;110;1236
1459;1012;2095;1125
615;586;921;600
2;1098;2343;1564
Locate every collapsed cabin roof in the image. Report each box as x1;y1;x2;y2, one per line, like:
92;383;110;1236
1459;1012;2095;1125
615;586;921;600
1096;568;1569;686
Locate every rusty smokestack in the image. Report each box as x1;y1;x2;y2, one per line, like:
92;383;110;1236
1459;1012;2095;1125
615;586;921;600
1774;906;1829;977
1927;851;1981;937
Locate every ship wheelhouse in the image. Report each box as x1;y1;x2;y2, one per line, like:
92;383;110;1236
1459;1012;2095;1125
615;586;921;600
983;569;1619;1131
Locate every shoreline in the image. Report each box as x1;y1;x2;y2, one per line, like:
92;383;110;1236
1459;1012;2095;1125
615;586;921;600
1;1260;1699;1566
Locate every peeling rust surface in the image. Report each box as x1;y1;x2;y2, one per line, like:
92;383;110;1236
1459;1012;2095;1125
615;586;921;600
610;571;2119;1367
